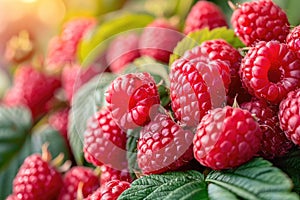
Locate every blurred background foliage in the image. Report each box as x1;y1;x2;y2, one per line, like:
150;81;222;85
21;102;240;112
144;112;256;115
0;0;299;56
0;0;299;94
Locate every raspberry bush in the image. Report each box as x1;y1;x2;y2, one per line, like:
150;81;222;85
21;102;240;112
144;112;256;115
1;0;300;199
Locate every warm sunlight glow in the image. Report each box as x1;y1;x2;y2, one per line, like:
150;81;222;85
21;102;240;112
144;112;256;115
20;0;38;3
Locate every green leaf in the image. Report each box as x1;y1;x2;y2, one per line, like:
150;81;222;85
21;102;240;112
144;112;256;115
169;27;245;65
273;148;300;194
144;0;194;21
0;135;34;200
126;128;141;179
273;0;300;26
0;107;31;171
174;0;194;27
123;56;170;107
96;0;127;15
208;184;240;200
79;12;154;66
31;126;70;161
0;68;10;98
206;158;299;200
118;170;208;200
69;73;116;165
129;56;170;87
144;0;178;18
0;107;69;199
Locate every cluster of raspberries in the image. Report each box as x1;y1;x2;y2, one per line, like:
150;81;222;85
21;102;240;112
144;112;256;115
5;0;300;199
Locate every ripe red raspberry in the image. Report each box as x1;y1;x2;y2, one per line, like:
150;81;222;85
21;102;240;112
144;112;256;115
61;64;100;103
279;89;300;146
6;194;18;200
45;37;73;72
170;56;230;127
105;72;160;130
61;18;96;43
49;108;69;140
100;164;132;186
241;99;293;159
139;19;183;63
137;113;194;174
84;187;102;200
3;65;60;119
58;166;100;200
106;33;140;73
184;1;228;34
182;39;242;99
240;41;300;104
83;107;127;167
240;40;300;104
12;154;63;200
46;18;96;71
100;180;130;200
193;106;262;170
231;0;290;46
286;25;300;57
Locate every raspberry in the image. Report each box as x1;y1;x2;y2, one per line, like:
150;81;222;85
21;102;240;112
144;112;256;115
6;194;18;200
49;108;69;140
100;180;130;200
170;56;230;128
61;18;96;43
84;187;102;200
48;108;73;158
61;64;100;103
183;39;241;72
193;106;262;170
105;72;160;130
139;19;183;63
3;65;60;119
184;1;228;34
100;164;132;186
182;39;242;99
241;99;293;159
83;107;127;167
46;18;96;72
137;113;194;174
45;37;73;71
240;40;300;104
231;0;290;46
58;166;100;200
279;89;300;146
286;25;300;57
106;33;140;73
12;153;63;200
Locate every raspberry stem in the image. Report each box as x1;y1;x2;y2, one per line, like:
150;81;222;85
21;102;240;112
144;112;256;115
232;95;240;108
228;1;237;10
259;124;276;134
76;182;84;200
93;167;102;177
57;160;72;173
51;153;64;166
133;170;145;179
42;142;52;162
